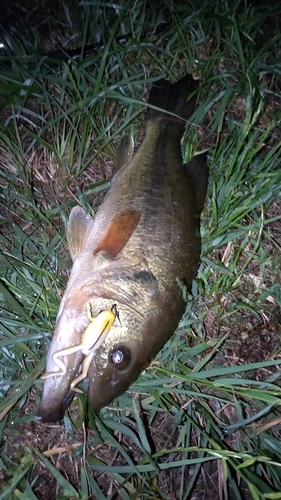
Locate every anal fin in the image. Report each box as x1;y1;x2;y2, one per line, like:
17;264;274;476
185;153;209;214
112;135;134;176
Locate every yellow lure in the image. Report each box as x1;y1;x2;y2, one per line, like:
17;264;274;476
42;304;117;392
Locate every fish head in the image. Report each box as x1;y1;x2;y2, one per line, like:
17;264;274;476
39;260;181;419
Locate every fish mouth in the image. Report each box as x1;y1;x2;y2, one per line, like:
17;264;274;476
38;297;89;422
38;388;75;423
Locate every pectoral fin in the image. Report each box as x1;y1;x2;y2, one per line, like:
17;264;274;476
94;209;141;258
112;135;134;176
67;206;95;261
185;152;209;214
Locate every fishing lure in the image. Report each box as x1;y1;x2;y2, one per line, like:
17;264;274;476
42;304;117;392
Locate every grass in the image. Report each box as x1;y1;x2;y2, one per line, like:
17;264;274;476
1;0;281;498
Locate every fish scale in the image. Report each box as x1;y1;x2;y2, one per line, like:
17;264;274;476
39;73;209;421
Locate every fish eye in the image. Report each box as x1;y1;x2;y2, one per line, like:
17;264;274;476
110;345;131;370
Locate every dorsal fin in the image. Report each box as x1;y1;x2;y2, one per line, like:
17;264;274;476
67;206;94;261
94;209;140;258
112;135;134;176
185;152;209;214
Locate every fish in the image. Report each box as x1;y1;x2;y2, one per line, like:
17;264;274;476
38;73;208;422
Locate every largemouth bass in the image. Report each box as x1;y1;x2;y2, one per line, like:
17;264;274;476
39;73;208;422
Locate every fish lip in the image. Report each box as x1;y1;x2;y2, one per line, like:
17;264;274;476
38;389;75;423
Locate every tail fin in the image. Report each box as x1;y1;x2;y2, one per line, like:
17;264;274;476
146;73;198;124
